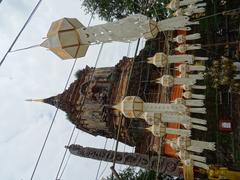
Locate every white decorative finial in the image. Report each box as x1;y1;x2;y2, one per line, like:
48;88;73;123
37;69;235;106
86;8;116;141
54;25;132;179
25;99;44;102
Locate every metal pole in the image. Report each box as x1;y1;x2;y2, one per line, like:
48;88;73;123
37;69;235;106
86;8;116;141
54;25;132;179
110;166;121;180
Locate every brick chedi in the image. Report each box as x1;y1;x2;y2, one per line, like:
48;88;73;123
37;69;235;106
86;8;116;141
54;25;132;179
41;58;137;146
31;34;170;154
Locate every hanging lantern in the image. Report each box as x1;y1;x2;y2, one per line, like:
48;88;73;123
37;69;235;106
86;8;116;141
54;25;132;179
41;18;90;60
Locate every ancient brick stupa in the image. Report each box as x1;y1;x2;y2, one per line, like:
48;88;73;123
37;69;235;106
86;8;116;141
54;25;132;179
28;58;150;148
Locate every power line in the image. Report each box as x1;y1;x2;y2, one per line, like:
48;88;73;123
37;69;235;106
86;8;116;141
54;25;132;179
9;12;95;54
57;130;80;180
111;39;140;174
30;57;78;180
0;0;43;67
195;7;240;21
95;138;108;180
98;140;116;179
96;41;132;179
30;12;95;176
55;42;104;180
10;44;40;53
54;14;100;180
55;126;76;180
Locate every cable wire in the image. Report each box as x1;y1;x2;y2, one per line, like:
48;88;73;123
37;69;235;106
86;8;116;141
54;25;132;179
55;42;104;180
98;140;116;179
30;57;78;180
55;126;76;180
95;138;108;180
56;43;104;180
111;39;140;173
0;0;43;67
194;7;240;21
54;14;98;180
96;41;132;179
57;130;80;180
10;44;40;53
31;14;95;179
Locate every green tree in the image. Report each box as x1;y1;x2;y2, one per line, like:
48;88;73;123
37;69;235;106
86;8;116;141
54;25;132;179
82;0;171;21
104;167;182;180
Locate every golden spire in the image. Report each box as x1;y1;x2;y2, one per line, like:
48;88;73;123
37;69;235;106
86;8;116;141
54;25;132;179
25;98;44;103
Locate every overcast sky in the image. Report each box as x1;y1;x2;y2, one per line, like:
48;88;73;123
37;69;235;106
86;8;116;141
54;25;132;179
0;0;145;179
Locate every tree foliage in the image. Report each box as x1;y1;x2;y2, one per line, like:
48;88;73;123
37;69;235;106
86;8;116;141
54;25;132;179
103;167;181;180
206;57;240;92
75;69;83;79
104;167;155;180
82;0;171;21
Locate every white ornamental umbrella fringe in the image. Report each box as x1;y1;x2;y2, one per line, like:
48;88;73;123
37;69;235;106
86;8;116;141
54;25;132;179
42;14;199;60
141;112;206;127
156;75;197;87
157;54;208;64
162;113;207;125
189;154;206;163
174;6;206;17
191;124;207;131
182;85;207;90
140;112;161;125
174;3;206;16
185;99;204;107
188;74;204;80
191;140;216;151
193;161;209;170
173;98;204;107
195;56;209;61
166;137;216;153
167;0;204;11
157;16;199;31
185;3;206;15
175;44;202;53
177;26;193;31
177;64;206;72
177;150;206;162
178;73;204;80
147;112;206;125
194;2;207;7
147;53;208;68
188;145;214;153
177;72;202;79
177;150;208;169
182;123;207;131
113;96;189;119
183;91;206;99
186;146;205;153
190;117;207;125
146;124;191;137
189;65;206;71
180;0;204;6
166;127;191;137
143;103;187;113
174;9;184;17
189;107;206;114
173;33;201;43
175;77;197;86
182;159;209;170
